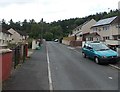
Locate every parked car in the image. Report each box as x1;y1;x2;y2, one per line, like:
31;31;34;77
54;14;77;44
54;39;58;42
82;41;120;64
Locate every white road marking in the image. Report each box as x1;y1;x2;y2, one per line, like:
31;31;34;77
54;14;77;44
46;45;53;91
109;64;120;70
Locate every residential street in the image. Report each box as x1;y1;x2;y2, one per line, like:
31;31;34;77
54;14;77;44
47;42;118;90
3;41;119;91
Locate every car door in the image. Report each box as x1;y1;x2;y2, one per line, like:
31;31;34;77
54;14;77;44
86;45;95;58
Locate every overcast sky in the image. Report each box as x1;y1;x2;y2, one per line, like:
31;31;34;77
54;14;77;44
0;0;119;23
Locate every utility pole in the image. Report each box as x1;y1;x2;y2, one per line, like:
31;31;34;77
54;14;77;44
41;18;43;40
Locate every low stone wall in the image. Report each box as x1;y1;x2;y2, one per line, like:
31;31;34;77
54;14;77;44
62;40;70;45
70;41;82;47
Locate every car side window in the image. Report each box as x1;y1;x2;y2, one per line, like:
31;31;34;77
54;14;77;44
86;46;90;49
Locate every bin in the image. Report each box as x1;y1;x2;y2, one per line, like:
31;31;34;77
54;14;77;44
0;49;12;81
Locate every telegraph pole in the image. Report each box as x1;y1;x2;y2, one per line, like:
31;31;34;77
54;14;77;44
41;18;43;40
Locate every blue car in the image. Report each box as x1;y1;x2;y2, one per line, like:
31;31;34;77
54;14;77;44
82;41;120;64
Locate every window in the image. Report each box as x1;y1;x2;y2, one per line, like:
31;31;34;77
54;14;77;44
95;28;97;31
103;36;109;40
88;37;93;41
114;36;117;40
93;28;97;31
96;38;99;41
3;40;4;44
103;26;109;31
98;28;101;31
0;39;1;44
106;37;109;40
118;36;120;39
103;27;105;30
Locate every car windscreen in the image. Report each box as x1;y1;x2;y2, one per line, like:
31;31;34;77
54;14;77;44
90;43;109;51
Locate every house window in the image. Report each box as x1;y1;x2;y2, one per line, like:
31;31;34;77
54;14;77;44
103;26;109;31
88;37;93;41
95;28;97;31
0;39;1;44
98;28;101;31
103;36;109;41
118;36;120;40
3;40;4;44
93;28;97;31
106;36;109;40
96;37;99;41
114;36;117;40
103;27;105;30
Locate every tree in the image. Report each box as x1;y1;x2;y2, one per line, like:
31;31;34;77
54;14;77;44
43;32;53;41
50;25;63;39
2;19;10;30
2;9;118;39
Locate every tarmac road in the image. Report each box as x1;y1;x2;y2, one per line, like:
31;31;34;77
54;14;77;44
47;42;119;90
3;41;119;91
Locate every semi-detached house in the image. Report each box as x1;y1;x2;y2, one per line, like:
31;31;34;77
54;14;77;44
8;28;29;44
91;16;120;41
69;19;97;41
0;24;12;47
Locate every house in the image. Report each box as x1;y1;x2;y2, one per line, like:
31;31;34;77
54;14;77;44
70;19;96;41
83;32;100;41
0;25;12;47
8;28;29;43
91;16;120;46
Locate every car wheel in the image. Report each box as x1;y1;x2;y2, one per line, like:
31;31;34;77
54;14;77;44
95;57;100;64
82;53;86;58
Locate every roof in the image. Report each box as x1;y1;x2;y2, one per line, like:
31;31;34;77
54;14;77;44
16;30;28;36
83;32;100;36
74;20;90;31
92;16;117;27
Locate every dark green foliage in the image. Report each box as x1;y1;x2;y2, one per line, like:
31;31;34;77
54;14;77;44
43;32;53;41
1;9;118;41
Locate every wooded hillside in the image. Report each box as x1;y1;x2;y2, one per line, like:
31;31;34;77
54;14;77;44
2;9;119;41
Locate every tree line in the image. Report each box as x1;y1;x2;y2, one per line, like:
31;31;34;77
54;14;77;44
2;9;119;41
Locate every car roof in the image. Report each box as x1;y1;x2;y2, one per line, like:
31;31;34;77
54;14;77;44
85;41;101;44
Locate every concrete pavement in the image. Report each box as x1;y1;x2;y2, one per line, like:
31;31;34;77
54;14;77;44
3;42;49;90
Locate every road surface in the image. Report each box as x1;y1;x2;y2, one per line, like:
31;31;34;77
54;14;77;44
47;42;119;90
3;41;119;91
